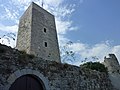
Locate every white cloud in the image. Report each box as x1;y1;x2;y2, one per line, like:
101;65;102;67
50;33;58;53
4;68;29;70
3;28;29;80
45;0;63;7
0;24;18;33
0;4;19;24
52;4;75;18
69;43;87;52
0;36;17;48
112;45;120;62
56;19;72;34
57;35;70;47
11;0;63;10
11;0;31;7
55;18;77;35
67;41;120;66
4;7;15;20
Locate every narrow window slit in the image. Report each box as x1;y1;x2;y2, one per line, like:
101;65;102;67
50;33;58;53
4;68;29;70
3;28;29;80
44;28;46;33
45;42;47;47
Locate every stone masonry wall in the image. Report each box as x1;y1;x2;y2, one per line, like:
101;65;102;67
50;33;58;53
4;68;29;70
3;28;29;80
104;54;120;73
16;2;61;63
31;2;61;62
103;54;120;90
16;4;32;54
0;44;117;90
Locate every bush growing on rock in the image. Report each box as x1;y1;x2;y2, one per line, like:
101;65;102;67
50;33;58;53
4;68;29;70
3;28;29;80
80;62;108;73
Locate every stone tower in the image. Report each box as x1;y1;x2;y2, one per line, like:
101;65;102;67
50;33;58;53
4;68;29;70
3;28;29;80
103;54;120;73
103;54;120;90
16;2;61;63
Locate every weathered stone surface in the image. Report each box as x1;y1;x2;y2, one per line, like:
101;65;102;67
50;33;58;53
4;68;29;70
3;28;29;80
0;44;117;90
103;54;120;90
16;2;61;63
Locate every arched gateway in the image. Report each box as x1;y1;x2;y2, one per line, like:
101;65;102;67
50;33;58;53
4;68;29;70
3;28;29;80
9;74;45;90
6;69;50;90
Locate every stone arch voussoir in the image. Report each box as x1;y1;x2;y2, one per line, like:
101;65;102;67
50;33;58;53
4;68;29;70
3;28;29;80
6;69;50;90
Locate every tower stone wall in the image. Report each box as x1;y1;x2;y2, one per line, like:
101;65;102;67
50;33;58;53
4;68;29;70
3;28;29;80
16;4;32;54
16;2;61;63
103;54;120;90
103;54;120;73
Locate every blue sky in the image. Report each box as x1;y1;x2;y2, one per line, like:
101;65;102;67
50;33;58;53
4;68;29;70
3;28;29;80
64;0;120;45
0;0;120;65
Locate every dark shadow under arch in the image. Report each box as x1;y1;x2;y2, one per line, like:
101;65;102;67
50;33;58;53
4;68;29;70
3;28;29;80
9;74;45;90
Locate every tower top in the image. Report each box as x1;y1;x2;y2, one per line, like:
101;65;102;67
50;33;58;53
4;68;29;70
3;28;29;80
30;2;53;16
103;54;120;73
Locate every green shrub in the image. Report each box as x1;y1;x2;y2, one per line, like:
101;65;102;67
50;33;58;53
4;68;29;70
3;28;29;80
80;62;108;73
19;50;35;59
27;54;35;59
63;63;69;69
18;50;35;64
20;50;26;55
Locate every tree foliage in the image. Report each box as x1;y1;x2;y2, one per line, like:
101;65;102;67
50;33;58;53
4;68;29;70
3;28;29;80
0;33;16;44
60;41;76;63
81;56;99;63
80;62;108;73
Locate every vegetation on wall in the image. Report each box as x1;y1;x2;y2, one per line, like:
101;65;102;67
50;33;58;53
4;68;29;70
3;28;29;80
80;62;108;73
0;33;16;45
18;50;35;64
0;44;6;53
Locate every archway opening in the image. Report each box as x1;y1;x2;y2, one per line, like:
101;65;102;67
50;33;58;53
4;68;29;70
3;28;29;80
9;74;45;90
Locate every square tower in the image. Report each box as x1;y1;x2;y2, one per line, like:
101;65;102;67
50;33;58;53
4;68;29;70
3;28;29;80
16;2;61;63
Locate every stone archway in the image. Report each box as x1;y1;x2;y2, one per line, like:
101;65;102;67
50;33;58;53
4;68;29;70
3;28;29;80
9;74;44;90
6;69;50;90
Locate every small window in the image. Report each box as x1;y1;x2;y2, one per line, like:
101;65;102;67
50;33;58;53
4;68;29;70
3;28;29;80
44;28;46;33
45;42;47;47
